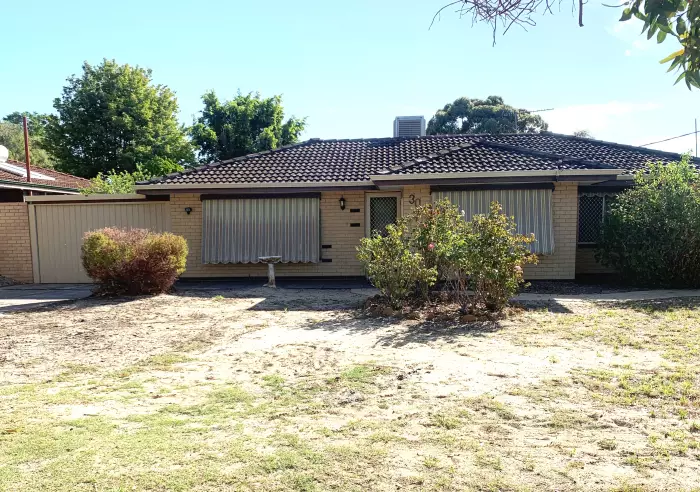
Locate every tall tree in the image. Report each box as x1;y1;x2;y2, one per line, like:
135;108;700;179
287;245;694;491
0;121;54;168
3;112;52;141
44;59;195;178
434;0;699;88
190;90;306;163
426;96;548;135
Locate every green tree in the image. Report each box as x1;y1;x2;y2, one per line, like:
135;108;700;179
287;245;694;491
573;129;592;138
80;166;151;195
426;96;548;135
190;90;306;163
3;112;52;141
0;121;54;168
435;0;699;88
44;59;195;178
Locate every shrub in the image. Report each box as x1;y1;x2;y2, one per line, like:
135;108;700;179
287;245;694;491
464;202;537;311
597;156;700;287
82;228;188;295
357;223;437;309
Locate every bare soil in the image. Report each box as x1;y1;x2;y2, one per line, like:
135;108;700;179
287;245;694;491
0;288;698;491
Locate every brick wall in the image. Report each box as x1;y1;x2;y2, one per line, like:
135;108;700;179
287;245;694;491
0;203;33;282
170;183;580;280
522;183;578;280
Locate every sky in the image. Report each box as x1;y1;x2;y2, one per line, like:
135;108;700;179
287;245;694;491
1;0;698;155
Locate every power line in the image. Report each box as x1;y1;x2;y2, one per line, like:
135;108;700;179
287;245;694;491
639;131;699;148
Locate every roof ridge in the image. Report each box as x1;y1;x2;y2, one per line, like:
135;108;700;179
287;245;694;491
376;141;480;175
481;141;621;171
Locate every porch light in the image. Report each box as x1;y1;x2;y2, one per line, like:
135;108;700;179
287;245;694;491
339;197;346;210
184;207;192;215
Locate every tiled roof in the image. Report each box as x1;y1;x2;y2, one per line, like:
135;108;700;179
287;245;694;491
144;132;695;186
0;160;90;190
378;141;617;176
483;133;686;172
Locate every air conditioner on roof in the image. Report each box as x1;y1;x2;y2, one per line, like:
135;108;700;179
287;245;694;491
393;116;426;138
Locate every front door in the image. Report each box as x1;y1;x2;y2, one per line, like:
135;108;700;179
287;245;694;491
366;193;400;236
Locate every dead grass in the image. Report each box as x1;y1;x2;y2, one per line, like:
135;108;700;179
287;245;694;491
1;290;700;490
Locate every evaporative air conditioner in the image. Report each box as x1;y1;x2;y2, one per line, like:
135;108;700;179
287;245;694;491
393;116;426;138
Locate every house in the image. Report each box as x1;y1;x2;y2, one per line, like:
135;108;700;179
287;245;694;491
0;147;90;282
0;159;89;201
135;121;698;281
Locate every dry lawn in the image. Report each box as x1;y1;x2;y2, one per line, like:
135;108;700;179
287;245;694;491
1;287;700;491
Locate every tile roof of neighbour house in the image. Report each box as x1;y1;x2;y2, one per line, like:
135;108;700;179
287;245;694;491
0;159;90;190
142;132;697;187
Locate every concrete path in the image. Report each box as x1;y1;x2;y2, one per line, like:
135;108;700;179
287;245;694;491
516;289;700;302
0;284;93;313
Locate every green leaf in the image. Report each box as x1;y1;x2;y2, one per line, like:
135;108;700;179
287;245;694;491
676;18;687;35
657;30;667;43
674;71;686;85
634;11;646;21
620;8;633;21
667;55;683;72
660;48;685;64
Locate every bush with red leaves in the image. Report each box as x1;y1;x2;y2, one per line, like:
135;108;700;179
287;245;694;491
81;228;188;295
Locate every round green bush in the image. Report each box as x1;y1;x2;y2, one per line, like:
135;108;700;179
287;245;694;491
82;228;188;295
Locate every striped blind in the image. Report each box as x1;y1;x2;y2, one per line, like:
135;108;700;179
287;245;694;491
431;189;554;254
202;197;320;264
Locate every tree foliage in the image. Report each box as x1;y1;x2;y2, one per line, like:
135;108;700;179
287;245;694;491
435;0;700;88
44;59;195;178
573;129;592;138
597;156;700;287
80;166;151;195
0;121;54;168
3;112;52;141
426;96;548;135
190;90;307;163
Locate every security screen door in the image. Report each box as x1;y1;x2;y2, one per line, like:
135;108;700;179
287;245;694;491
367;194;399;236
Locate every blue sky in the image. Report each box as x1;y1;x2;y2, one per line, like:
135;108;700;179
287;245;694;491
2;0;697;155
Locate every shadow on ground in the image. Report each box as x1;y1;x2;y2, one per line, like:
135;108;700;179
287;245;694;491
298;312;505;348
596;296;700;313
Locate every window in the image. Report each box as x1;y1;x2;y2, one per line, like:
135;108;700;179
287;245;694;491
578;192;617;245
202;196;320;264
432;188;554;254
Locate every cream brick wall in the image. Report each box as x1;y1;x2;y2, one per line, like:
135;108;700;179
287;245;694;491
170;182;579;280
0;203;33;283
522;183;578;280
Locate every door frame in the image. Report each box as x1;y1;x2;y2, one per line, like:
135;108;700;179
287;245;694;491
364;191;402;237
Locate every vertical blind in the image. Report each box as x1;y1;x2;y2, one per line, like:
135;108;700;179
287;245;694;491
202;197;320;264
432;189;554;254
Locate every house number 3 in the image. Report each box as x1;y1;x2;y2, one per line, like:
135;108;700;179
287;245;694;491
408;194;421;206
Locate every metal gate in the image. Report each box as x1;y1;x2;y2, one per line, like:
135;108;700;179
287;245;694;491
28;199;171;283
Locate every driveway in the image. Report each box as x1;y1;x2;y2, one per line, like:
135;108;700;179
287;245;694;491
0;284;93;313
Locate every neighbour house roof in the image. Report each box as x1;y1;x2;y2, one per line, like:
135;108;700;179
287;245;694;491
141;132;698;188
0;159;90;191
